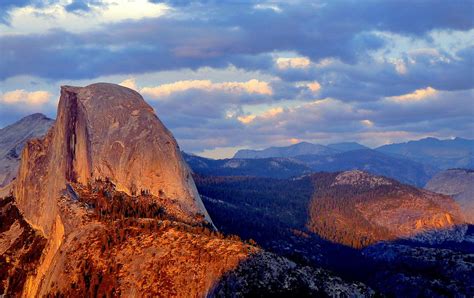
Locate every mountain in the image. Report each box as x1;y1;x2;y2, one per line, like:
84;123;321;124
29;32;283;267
233;141;338;159
306;170;466;247
425;169;474;224
376;137;474;169
14;83;211;237
183;152;311;179
195;171;472;296
0;113;53;192
0;83;373;297
196;170;465;249
294;149;438;187
327;142;368;152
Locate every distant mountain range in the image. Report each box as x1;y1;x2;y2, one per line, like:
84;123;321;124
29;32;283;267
234;138;473;168
226;138;473;186
377;137;474;169
234;141;339;159
183;153;312;179
294;149;437;187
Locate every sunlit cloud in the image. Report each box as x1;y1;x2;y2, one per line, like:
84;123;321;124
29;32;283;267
276;57;311;69
119;78;138;91
141;79;272;99
360;119;374;127
0;89;51;105
237;114;256;124
0;0;169;35
306;81;321;92
289;138;300;144
237;106;284;125
389;87;438;102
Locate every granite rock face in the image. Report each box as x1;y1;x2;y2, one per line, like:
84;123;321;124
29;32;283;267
13;83;211;236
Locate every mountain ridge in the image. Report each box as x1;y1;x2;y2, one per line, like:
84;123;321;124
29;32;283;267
0;113;54;192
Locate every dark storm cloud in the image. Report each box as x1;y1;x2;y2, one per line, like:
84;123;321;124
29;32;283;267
2;0;473;80
275;46;474;102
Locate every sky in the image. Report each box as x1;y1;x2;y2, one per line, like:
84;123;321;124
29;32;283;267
0;0;473;158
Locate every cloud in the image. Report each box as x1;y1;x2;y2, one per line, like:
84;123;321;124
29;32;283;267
2;1;473;80
154;87;473;154
306;81;321;92
276;57;311;69
0;89;55;127
360;119;374;127
237;106;284;124
119;78;138;91
65;0;106;14
275;46;474;102
237;114;256;124
0;89;51;105
141;79;272;98
388;86;437;102
0;0;53;24
1;0;473;157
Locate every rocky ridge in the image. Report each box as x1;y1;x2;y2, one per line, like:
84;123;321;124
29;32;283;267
308;171;467;247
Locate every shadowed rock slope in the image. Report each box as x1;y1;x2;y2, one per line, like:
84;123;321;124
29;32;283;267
426;169;474;224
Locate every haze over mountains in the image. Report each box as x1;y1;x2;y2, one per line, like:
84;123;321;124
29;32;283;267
233;138;473;168
378;137;474;170
188;138;472;187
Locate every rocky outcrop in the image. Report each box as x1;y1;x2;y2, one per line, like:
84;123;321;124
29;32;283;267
425;169;474;224
13;83;211;237
307;171;466;247
0;113;53;195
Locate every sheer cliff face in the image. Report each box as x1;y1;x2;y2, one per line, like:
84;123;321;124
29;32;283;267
14;83;210;236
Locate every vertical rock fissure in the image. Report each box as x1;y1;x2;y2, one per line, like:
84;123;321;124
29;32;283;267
64;90;78;183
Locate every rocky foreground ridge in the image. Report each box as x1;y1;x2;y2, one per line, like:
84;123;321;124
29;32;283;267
0;83;373;297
